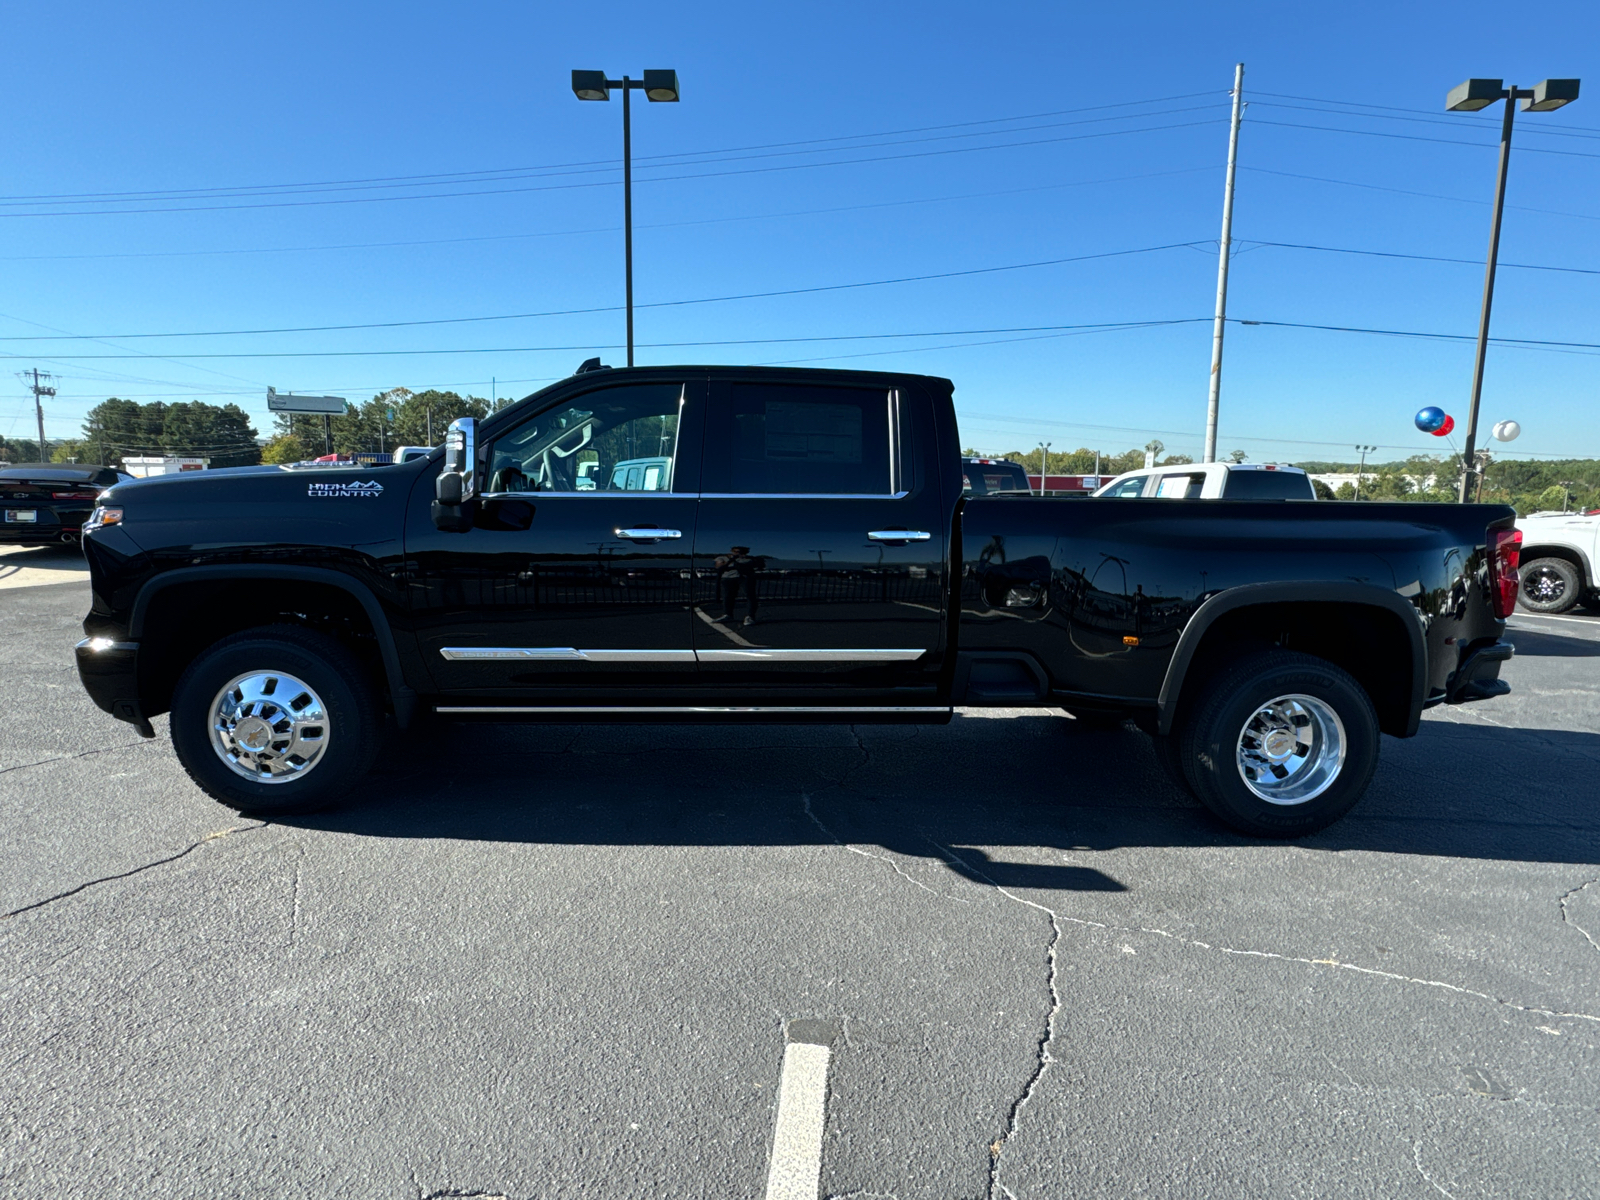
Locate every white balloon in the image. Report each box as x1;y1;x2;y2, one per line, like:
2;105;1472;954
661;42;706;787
1492;420;1521;442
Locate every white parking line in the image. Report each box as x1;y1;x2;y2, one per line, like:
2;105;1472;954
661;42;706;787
764;1039;831;1200
1509;612;1600;628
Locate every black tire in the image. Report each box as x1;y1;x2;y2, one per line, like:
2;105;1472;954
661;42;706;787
1518;557;1582;614
170;624;382;815
1179;650;1379;838
1149;730;1196;797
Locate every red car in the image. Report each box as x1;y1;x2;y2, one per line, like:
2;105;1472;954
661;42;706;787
0;463;131;547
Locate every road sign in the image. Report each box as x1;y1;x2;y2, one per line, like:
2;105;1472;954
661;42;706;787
268;387;347;415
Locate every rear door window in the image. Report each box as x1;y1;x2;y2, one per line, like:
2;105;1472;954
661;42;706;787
1223;469;1315;500
1155;472;1206;498
704;382;900;495
1101;474;1150;498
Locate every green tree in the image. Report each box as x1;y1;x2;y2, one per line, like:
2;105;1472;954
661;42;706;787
260;433;310;464
1226;449;1248;464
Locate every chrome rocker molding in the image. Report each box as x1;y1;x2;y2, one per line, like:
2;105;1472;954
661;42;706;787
439;647;926;663
435;705;953;715
439;647;696;662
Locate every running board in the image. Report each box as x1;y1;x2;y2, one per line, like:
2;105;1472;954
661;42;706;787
434;704;954;724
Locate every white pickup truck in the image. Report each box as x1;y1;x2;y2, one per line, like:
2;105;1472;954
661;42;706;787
1515;509;1600;613
1093;461;1316;501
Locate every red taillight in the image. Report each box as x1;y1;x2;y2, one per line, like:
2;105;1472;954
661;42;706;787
51;490;99;501
1488;527;1521;619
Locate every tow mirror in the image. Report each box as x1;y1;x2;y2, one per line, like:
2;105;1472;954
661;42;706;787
432;418;477;532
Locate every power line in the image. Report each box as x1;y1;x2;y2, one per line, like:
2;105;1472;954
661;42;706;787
0;242;1211;341
1252;90;1600;139
1238;165;1600;223
0;91;1221;208
0;117;1227;219
3;103;1227;214
1232;317;1600;353
1248;116;1600;160
1250;99;1600;143
0;166;1220;264
0;318;1213;361
1242;239;1600;276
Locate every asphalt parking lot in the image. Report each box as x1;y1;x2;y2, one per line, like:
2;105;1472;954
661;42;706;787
2;566;1597;1199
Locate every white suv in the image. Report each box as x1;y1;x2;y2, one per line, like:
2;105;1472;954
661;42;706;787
1515;509;1600;614
1094;462;1316;501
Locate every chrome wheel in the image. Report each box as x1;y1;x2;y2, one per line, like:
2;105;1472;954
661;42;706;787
208;670;331;784
1235;693;1346;806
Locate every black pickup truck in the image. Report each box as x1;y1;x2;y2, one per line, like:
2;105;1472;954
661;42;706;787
74;364;1519;836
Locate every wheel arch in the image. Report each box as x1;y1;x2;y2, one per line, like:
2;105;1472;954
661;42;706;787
1518;544;1592;589
129;565;416;726
1156;582;1427;739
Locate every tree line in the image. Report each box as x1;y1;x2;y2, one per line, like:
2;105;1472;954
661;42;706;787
0;388;511;470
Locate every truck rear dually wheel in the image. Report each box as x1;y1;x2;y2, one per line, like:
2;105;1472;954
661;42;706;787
170;624;380;815
1180;650;1379;838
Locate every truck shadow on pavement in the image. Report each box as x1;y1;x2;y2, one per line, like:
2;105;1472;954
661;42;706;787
286;711;1600;874
1503;628;1600;657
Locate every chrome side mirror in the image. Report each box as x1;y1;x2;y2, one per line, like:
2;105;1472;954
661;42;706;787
432;418;477;531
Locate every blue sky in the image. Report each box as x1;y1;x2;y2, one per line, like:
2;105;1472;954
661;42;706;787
2;0;1597;465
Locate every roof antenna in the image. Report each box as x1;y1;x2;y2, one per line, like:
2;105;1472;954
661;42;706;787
575;357;612;375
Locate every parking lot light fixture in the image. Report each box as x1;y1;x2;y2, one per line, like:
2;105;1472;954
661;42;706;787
1446;76;1580;501
571;68;682;367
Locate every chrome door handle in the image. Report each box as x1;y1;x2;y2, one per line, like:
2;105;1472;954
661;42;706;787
616;527;683;540
867;530;932;542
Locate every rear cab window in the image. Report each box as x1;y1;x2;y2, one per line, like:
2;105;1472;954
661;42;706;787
1222;469;1316;500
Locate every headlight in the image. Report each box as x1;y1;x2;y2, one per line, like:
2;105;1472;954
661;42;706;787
84;506;124;532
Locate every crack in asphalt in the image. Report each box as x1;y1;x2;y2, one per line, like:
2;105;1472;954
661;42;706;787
0;738;158;778
801;792;968;905
1412;1141;1457;1198
926;842;1061;1200
1559;878;1600;955
2;822;267;919
940;886;1600;1027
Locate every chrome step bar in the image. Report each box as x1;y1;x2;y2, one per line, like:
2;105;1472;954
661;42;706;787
440;647;926;664
435;705;953;716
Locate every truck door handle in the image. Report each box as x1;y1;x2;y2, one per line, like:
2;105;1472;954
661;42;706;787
616;527;683;541
867;530;932;542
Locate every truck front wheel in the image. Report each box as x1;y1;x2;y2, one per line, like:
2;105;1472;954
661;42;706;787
170;624;381;815
1180;651;1379;838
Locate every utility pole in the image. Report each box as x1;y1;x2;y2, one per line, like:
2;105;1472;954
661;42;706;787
1204;63;1245;465
23;369;56;461
1354;444;1376;501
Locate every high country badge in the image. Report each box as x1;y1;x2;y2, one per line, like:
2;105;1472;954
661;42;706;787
308;480;384;498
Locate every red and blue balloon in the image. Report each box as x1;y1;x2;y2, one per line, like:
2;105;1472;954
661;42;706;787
1414;407;1455;437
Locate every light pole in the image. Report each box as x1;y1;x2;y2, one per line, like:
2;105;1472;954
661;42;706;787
572;69;681;368
1204;63;1245;465
1353;444;1376;501
1037;441;1052;495
1446;76;1579;501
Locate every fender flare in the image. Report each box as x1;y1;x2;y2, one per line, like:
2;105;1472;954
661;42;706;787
129;564;417;727
1155;581;1428;736
1518;541;1594;590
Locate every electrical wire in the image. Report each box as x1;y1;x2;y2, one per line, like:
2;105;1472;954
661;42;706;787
0;318;1213;361
0;242;1211;341
1248;117;1600;160
1241;239;1600;275
1238;165;1600;222
0;91;1222;207
0;166;1220;264
0;117;1227;219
